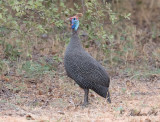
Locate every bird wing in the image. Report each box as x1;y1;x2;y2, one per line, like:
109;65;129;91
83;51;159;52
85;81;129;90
70;51;110;87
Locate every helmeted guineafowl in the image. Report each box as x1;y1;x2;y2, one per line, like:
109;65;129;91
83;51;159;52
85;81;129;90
64;13;111;106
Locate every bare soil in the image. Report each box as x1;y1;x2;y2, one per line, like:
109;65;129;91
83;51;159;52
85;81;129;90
0;70;160;122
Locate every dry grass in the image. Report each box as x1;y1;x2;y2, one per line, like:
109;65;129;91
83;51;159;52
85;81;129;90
0;64;160;121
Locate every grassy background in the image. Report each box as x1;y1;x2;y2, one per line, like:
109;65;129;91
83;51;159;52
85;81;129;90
0;0;159;79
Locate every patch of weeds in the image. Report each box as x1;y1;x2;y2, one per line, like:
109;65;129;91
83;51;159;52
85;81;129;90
57;117;63;122
10;80;27;93
15;95;25;105
13;87;22;93
140;103;148;108
114;106;124;114
0;59;9;74
0;27;11;37
51;98;68;108
0;99;7;104
131;92;135;97
59;76;65;80
144;69;160;77
121;66;160;81
130;68;160;80
121;88;126;94
53;55;62;63
21;60;53;78
28;99;42;108
0;60;5;73
13;83;26;93
4;43;21;61
40;56;59;71
4;83;14;91
7;103;17;109
3;82;25;94
123;67;134;75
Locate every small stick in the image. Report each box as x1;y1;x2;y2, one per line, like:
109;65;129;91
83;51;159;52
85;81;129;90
81;0;85;14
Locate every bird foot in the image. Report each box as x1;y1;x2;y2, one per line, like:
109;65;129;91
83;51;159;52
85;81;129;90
107;97;111;104
82;102;89;106
79;102;89;108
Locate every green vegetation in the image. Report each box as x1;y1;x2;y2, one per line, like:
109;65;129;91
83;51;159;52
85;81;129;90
0;0;159;79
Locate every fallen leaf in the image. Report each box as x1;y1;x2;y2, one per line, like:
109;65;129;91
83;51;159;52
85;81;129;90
26;114;35;120
145;118;151;122
130;109;141;116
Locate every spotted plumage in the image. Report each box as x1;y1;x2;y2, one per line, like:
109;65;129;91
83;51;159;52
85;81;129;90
64;15;111;106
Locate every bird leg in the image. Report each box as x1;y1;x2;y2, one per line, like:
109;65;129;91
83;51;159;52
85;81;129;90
107;90;111;103
83;89;89;106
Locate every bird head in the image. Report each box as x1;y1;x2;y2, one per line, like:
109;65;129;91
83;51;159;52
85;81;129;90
69;13;83;31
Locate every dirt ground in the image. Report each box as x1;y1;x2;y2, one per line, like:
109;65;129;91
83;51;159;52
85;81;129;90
0;72;160;122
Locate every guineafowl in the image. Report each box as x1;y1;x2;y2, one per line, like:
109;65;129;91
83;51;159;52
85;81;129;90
64;13;111;106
